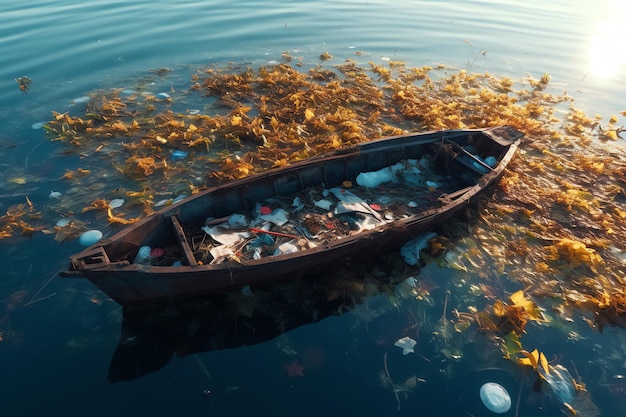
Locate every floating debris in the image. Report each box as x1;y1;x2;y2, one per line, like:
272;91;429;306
479;382;511;414
78;230;103;246
56;218;72;227
109;198;125;209
171;150;188;161
394;336;417;355
15;75;32;94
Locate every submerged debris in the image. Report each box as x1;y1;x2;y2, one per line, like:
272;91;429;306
15;75;32;94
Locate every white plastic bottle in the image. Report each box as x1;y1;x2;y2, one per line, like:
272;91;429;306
133;246;153;265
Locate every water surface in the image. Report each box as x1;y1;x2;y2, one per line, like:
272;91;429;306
1;1;625;416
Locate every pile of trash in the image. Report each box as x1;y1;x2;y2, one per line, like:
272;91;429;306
188;157;456;265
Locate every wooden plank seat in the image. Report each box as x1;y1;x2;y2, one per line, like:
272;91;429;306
170;215;198;266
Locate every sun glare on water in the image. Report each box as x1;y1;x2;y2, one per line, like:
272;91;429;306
586;0;626;79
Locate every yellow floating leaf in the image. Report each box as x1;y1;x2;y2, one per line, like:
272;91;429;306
591;162;604;173
54;111;69;120
111;121;129;133
304;108;315;121
167;120;185;128
511;290;544;321
493;299;506;317
510;290;524;304
8;177;26;185
231;115;242;126
107;207;140;225
609;115;619;124
271;158;288;168
535;262;551;272
519;349;540;370
510;290;534;311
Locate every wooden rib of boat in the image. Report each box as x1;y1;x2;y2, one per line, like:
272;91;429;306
60;126;523;305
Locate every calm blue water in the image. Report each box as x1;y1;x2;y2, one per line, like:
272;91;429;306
1;1;626;416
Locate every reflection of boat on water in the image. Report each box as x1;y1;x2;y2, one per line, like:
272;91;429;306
61;126;522;305
108;260;416;382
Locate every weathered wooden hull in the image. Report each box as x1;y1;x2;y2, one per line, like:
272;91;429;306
60;126;523;305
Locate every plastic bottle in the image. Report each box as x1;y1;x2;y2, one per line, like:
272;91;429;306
134;246;153;265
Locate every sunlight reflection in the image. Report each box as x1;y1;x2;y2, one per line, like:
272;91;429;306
588;1;626;79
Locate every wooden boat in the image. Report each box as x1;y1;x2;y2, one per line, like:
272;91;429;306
60;126;523;305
